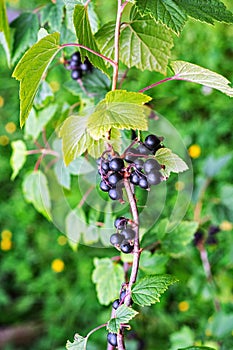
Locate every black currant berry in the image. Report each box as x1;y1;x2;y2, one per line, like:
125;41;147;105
208;225;220;236
144;134;161;150
69;60;79;70
139;176;149;189
80;58;92;72
130;172;140;185
109;188;122;200
143;159;161;173
193;231;204;246
71;51;81;63
71;69;82;80
112;299;120;310
108;172;123;186
100;180;110;192
147;171;161;185
137;143;152;155
109;158;124;172
110;233;124;246
134;158;144;170
114;217;127;230
206;236;218;245
121;228;135;240
107;332;118;347
125;148;137;163
101;160;110;172
120;240;134;254
119;289;127;302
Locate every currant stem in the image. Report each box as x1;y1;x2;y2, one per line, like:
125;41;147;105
112;0;129;90
123;179;140;303
60;43;116;67
139;76;176;93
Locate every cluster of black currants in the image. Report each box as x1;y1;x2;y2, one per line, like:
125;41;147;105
64;51;92;80
110;216;135;254
97;134;164;201
107;288;128;347
193;225;220;246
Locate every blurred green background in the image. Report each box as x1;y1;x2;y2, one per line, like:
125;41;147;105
0;1;233;349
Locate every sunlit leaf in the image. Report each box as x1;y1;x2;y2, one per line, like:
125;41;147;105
12;32;61;127
92;258;124;305
135;0;187;34
175;0;233;24
10;140;27;180
155;147;188;177
0;0;11;65
107;305;138;333
171;60;233;97
22;171;52;221
132;274;178;306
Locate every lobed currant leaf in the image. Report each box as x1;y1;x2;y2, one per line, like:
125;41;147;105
92;258;124;305
174;0;233;24
155;147;188;177
171;60;233;97
132;274;178;306
66;333;87;350
10;140;27;180
12;32;61;127
135;0;187;34
73;4;109;76
107;305;138;333
22;171;52;221
87;90;151;140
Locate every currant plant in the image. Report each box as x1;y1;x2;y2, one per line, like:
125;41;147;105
1;0;233;349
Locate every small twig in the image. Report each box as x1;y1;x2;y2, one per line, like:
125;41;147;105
123;179;140;305
194;178;211;222
61;43;116;67
112;0;129;90
26;149;59;157
139;76;176;93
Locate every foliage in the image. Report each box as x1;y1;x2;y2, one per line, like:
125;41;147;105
0;0;233;349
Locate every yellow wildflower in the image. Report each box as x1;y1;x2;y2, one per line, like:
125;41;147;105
178;301;189;312
57;235;67;246
220;220;232;231
1;229;12;240
1;238;12;251
0;135;9;146
188;144;201;159
0;96;4;107
5;122;16;134
51;258;65;273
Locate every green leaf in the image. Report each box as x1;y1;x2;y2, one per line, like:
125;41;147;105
107;305;138;333
22;171;52;221
40;0;64;32
171;60;233;97
10;13;39;64
92;258;124;305
95;21;115;63
10;140;27;180
161;221;198;257
139;251;168;275
65;208;87;245
73;4;108;76
155;147;188;177
64;68;111;101
59;114;90;165
34;80;54;109
24;105;57;140
96;16;174;74
132;274;178;306
174;0;233;24
120;13;174;74
12;32;61;127
0;0;11;65
135;0;187;34
66;334;87;350
87;90;151;139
